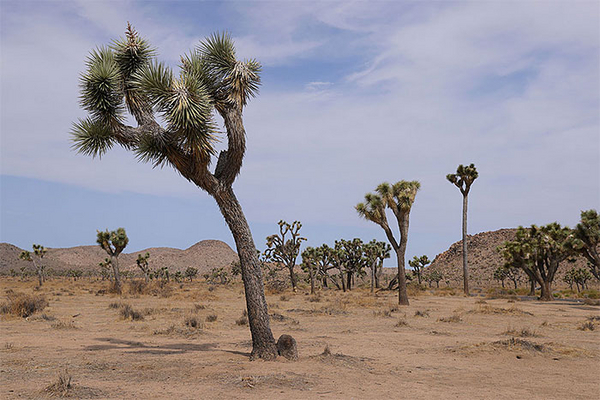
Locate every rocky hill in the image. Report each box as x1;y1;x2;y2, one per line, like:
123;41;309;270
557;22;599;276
424;228;589;287
0;240;238;276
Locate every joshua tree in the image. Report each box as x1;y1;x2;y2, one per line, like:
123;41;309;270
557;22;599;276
335;238;366;291
493;266;508;288
446;163;478;295
500;223;573;301
19;244;47;286
566;209;599;280
356;181;420;305
408;255;430;286
264;220;306;292
97;228;129;293
136;252;151;282
72;25;277;359
301;247;319;294
185;266;198;282
363;240;391;292
99;258;112;281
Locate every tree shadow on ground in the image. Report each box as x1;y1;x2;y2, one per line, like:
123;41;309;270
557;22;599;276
85;337;218;355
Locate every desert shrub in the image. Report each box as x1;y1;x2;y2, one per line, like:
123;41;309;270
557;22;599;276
44;369;72;397
438;314;462;323
51;320;78;330
108;302;122;309
583;298;600;306
279;294;290;301
582;289;600;299
395;319;408;327
414;310;429;317
308;294;321;303
502;326;538;337
579;321;595;331
265;279;287;294
205;313;218;322
0;292;48;317
236;314;248;326
119;304;144;321
184;315;203;329
128;280;147;295
374;309;393;318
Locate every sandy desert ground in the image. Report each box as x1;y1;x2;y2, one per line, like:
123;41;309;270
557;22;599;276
1;278;599;399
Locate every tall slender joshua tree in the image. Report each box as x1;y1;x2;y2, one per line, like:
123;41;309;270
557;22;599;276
356;181;420;305
19;244;47;286
446;163;478;296
71;25;277;359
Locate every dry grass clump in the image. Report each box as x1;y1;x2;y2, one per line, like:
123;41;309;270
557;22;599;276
492;338;546;352
236;314;249;326
438;314;462;323
108;301;122;309
395;318;409;327
279;294;290;301
583;298;600;306
502;326;539;337
469;304;533;316
193;303;206;310
205;313;218;322
0;292;48;317
118;304;144;321
475;299;488;304
578;321;595;331
308;294;322;303
184;314;203;329
414;310;430;318
127;280;147;295
51;320;78;330
44;369;72;397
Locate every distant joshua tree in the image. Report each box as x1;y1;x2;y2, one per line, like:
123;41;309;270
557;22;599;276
356;181;420;305
136;252;151;282
96;228;129;293
264;220;306;292
363;240;391;293
19;244;47;286
447;163;478;295
408;255;430;286
71;23;277;359
566;209;599;280
185;267;199;282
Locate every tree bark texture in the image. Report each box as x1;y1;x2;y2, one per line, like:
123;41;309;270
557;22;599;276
397;215;410;305
213;187;277;360
462;194;469;296
110;255;121;293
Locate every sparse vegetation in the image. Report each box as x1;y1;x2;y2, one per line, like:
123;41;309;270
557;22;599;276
44;369;72;397
0;292;48;317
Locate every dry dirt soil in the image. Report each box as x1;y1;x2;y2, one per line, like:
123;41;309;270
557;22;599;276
1;279;599;399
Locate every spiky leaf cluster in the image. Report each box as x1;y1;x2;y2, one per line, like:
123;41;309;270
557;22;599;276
72;25;261;180
446;163;478;195
19;250;32;262
566;209;599;279
97;227;129;257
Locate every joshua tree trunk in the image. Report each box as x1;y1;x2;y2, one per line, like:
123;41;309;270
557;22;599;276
110;255;121;293
371;260;376;293
529;278;535;296
309;264;315;295
346;272;352;291
540;281;553;301
396;215;410;305
213;187;277;360
341;271;346;292
462;194;469;296
288;265;297;292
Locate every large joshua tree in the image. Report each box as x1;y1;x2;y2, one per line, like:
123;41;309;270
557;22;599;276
566;209;599;280
71;25;278;359
356;181;420;305
446;163;478;295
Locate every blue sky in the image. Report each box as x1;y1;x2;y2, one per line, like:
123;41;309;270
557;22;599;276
1;1;598;266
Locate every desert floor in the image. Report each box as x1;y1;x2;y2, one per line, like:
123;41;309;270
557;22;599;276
1;279;599;399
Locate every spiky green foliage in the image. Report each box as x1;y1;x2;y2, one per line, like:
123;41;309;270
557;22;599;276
500;223;574;300
408;255;430;285
71;25;259;180
19;250;32;262
264;220;306;290
97;228;129;257
566;209;600;280
446;163;478;194
136;252;151;281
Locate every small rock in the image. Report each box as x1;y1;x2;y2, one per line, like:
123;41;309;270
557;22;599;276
276;334;298;361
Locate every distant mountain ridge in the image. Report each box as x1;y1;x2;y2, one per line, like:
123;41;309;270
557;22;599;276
0;240;238;275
